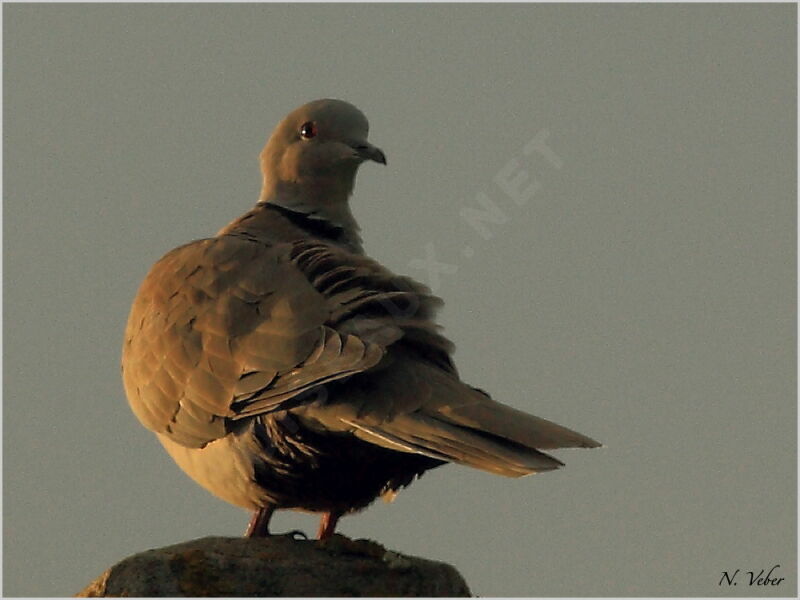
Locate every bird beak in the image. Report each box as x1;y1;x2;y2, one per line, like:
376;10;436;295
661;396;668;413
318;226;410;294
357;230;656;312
352;142;387;165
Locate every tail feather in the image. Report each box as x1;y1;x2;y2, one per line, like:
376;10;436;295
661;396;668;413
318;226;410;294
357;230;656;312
322;355;600;477
432;389;602;451
342;412;564;477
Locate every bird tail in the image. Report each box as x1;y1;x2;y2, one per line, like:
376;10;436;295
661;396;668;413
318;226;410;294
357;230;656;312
435;385;602;451
342;378;600;478
343;413;565;477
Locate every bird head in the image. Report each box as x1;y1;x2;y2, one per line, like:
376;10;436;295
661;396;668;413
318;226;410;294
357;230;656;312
258;99;386;213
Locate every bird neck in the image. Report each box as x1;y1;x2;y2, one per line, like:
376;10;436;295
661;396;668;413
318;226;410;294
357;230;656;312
257;175;362;250
261;172;360;223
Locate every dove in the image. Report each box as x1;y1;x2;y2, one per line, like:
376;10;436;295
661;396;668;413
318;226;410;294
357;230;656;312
121;98;600;540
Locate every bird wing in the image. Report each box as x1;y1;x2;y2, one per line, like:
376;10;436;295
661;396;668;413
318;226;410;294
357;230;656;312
297;350;601;478
122;234;450;448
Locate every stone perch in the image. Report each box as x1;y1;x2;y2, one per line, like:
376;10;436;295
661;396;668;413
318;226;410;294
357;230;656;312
77;535;472;597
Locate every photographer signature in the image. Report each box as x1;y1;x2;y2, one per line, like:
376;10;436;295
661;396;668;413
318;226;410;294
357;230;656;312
719;565;785;587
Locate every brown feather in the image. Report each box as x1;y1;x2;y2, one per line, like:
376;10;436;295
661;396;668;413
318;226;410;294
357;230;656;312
122;100;600;524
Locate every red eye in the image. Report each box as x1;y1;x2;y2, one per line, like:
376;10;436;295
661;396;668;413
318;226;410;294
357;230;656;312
300;121;317;139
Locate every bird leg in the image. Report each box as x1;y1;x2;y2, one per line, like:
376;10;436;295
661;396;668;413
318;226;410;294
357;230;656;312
245;505;308;540
317;510;342;540
245;505;275;537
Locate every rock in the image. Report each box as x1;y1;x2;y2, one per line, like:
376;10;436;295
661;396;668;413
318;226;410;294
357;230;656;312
77;535;471;597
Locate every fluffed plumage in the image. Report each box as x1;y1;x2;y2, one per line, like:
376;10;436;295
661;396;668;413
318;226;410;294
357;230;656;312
122;99;600;539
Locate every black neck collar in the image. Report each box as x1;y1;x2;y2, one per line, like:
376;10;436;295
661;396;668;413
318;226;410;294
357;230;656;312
264;203;346;243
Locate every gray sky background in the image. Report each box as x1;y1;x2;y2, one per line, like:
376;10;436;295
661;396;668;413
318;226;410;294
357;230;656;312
3;3;796;597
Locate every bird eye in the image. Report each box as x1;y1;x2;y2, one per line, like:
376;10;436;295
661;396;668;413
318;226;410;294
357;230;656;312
299;121;317;139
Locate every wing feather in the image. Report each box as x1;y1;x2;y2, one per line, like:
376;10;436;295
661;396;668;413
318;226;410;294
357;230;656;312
123;235;441;448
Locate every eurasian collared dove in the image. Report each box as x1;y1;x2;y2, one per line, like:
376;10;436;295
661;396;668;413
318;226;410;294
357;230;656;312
122;99;600;540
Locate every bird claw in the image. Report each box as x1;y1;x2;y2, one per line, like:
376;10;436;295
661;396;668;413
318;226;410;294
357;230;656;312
283;529;308;540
